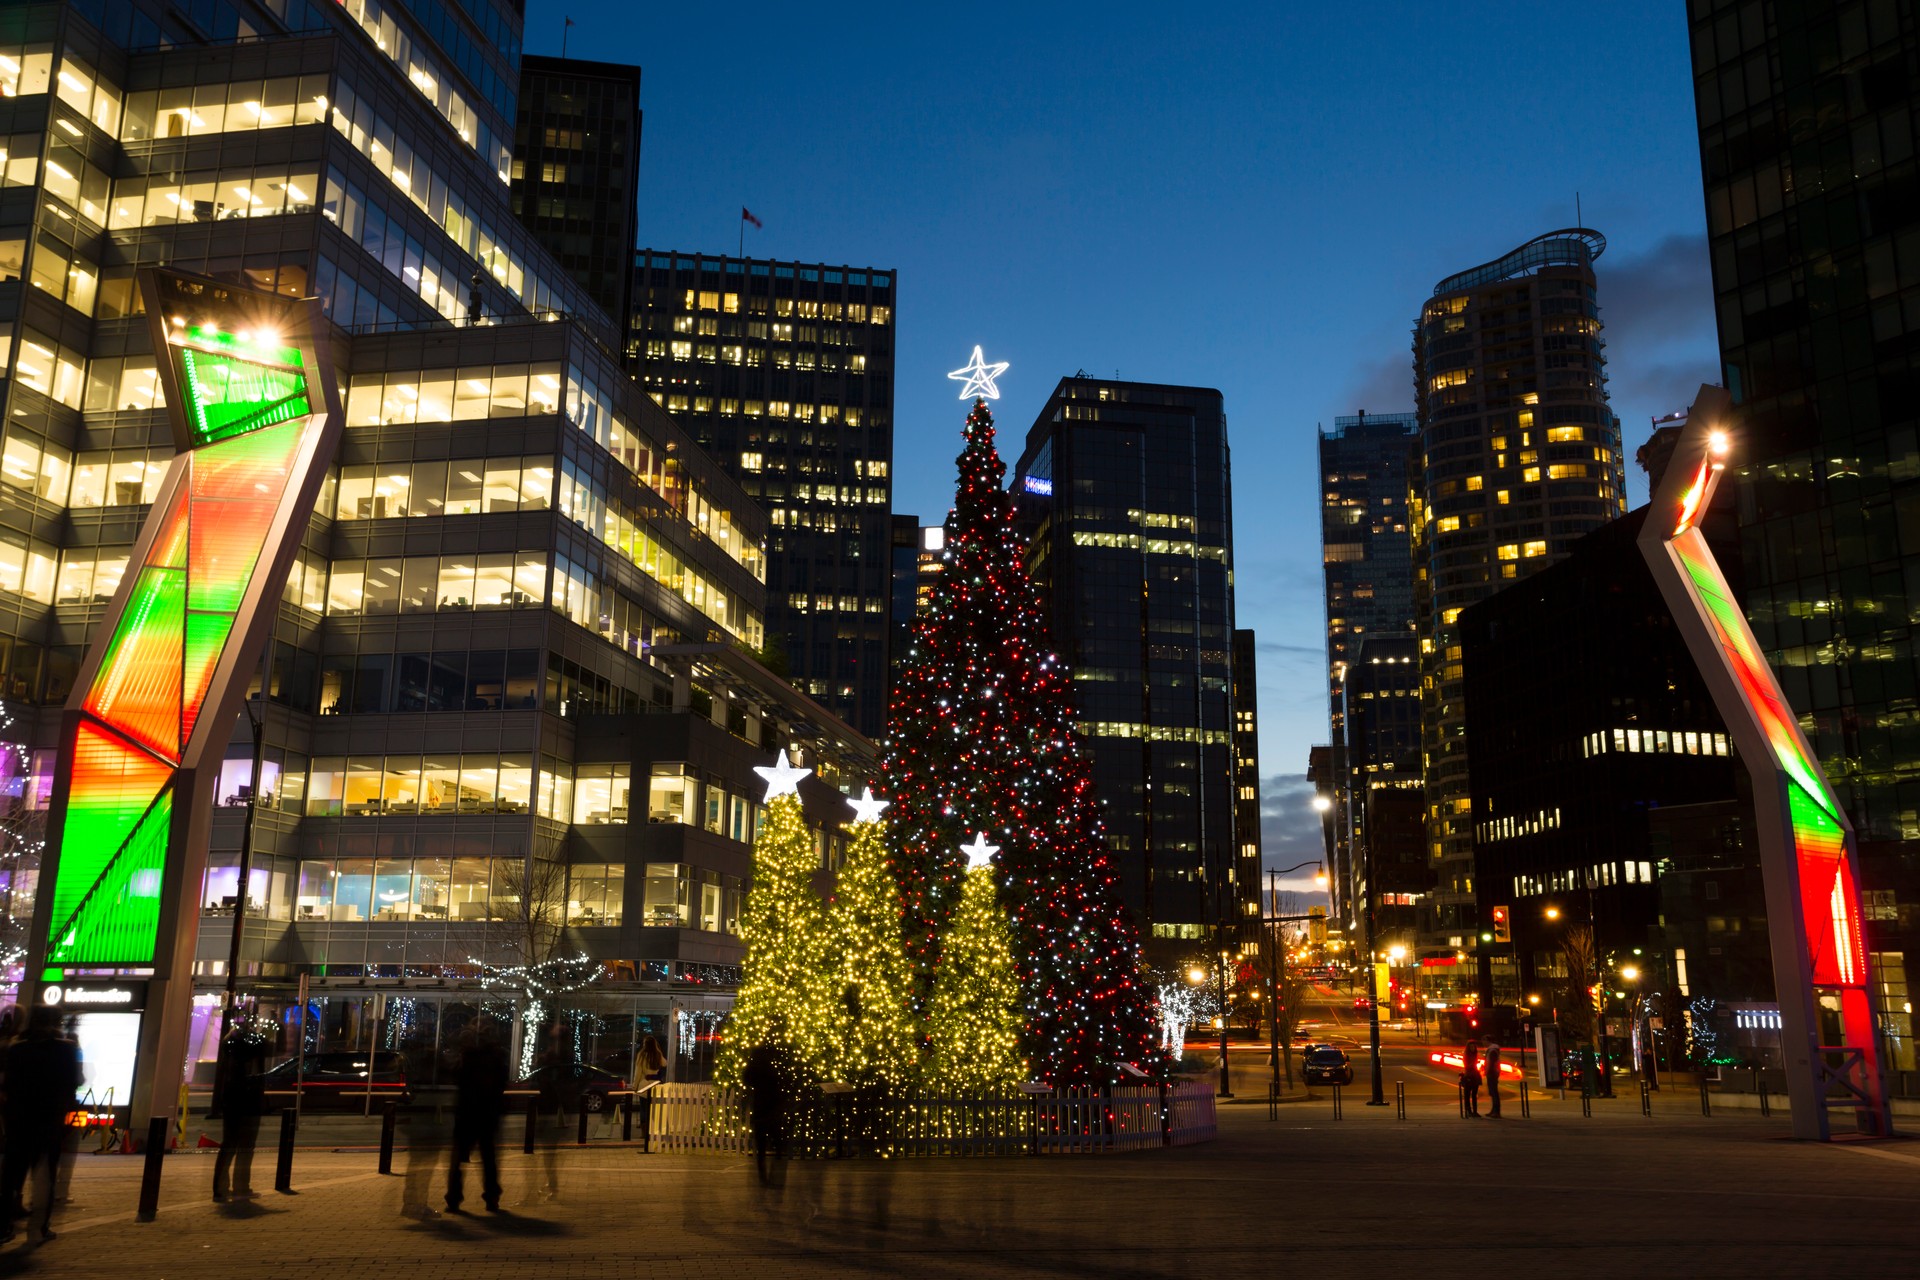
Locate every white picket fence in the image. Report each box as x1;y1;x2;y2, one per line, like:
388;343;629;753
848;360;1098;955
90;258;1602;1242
647;1080;1216;1156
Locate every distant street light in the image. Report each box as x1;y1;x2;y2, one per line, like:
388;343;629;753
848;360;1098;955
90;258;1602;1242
1311;795;1332;813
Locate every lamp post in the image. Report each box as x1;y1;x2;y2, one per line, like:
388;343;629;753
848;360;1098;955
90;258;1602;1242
1264;860;1327;1096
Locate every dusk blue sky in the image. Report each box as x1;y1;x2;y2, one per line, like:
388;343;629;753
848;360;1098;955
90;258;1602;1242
528;0;1722;896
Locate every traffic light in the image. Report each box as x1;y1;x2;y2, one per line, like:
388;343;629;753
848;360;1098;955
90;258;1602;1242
1490;904;1511;944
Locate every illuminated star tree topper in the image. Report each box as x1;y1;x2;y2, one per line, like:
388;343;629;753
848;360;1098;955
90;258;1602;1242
753;748;812;801
847;787;890;825
960;832;1000;869
947;346;1009;400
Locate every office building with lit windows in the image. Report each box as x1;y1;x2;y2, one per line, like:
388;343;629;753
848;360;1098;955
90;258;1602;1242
627;253;896;738
510;54;641;328
1317;410;1418;924
1413;229;1626;983
1011;377;1253;954
0;0;874;1085
1229;629;1262;932
1461;506;1745;1014
1686;0;1920;1079
1337;636;1428;960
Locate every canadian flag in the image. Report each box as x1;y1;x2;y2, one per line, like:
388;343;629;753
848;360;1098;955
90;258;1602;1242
741;207;763;229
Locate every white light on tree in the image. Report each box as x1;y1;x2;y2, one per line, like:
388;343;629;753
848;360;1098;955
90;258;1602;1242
947;346;1009;401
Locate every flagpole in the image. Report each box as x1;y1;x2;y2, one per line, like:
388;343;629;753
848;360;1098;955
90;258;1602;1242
739;209;744;259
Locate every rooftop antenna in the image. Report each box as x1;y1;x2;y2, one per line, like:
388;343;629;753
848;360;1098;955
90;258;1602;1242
1576;191;1582;227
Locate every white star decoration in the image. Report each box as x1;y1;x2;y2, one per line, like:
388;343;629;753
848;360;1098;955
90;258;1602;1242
947;345;1009;401
753;748;812;801
846;787;890;825
960;831;1000;870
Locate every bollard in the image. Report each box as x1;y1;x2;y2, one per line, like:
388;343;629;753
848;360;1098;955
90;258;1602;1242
1266;1081;1278;1122
275;1108;296;1193
378;1101;397;1174
622;1095;634;1143
136;1115;168;1222
1699;1080;1711;1117
1394;1080;1405;1121
1331;1084;1342;1119
1458;1081;1468;1119
577;1104;589;1146
1519;1079;1530;1119
1640;1080;1652;1117
1759;1083;1770;1118
1580;1091;1592;1118
524;1096;538;1154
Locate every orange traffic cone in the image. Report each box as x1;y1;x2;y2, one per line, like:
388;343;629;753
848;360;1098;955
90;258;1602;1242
197;1131;218;1149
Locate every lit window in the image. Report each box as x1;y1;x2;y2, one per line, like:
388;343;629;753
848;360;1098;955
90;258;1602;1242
1522;540;1547;557
1522;467;1541;482
1495;490;1510;505
1436;515;1460;533
1496;544;1519;561
739;452;763;472
1465;476;1483;491
1547;426;1583;443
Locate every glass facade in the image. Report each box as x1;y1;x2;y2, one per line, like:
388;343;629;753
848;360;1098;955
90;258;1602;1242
1;0;878;1066
1687;0;1920;1074
627;254;896;737
1413;230;1627;976
1012;378;1254;955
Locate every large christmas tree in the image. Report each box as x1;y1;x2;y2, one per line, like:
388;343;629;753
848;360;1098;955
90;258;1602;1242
885;388;1161;1087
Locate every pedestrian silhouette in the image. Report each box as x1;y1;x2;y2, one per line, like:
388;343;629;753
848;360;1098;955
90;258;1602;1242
399;1032;449;1220
534;1022;580;1199
1460;1038;1482;1117
447;1027;507;1213
212;1021;269;1201
0;1005;82;1243
632;1034;667;1150
742;1040;791;1186
1484;1041;1504;1118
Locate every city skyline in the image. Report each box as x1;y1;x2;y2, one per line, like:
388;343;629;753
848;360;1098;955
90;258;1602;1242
529;0;1724;889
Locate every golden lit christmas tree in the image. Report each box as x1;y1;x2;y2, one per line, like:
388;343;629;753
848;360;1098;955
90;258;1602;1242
823;788;921;1087
715;749;828;1092
924;833;1025;1094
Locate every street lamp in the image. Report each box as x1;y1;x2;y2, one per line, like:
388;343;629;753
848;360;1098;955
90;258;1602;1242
1263;860;1325;1098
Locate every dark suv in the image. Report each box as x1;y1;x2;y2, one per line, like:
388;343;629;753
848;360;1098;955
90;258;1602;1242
1301;1045;1355;1086
258;1051;411;1109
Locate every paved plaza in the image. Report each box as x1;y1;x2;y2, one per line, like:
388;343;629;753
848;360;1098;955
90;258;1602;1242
1;1088;1915;1279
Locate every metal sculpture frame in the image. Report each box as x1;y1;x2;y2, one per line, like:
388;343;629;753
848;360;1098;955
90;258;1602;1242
1637;385;1892;1139
27;269;342;1131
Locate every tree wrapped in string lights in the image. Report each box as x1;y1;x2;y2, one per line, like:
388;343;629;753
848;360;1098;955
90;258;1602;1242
714;750;829;1093
822;789;920;1088
885;388;1161;1087
924;834;1024;1094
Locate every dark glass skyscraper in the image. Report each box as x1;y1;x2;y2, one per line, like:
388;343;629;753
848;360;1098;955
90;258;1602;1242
1413;230;1626;984
511;54;642;329
1318;411;1418;922
627;254;896;737
1687;0;1920;1073
1012;378;1252;952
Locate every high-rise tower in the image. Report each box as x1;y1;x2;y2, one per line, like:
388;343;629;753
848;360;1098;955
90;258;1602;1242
1685;0;1920;1075
1012;378;1251;951
627;254;896;736
1413;230;1626;978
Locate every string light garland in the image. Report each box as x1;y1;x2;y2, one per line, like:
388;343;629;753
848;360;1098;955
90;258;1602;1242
822;799;919;1088
883;397;1162;1088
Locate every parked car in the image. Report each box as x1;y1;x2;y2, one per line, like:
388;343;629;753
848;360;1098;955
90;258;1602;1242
258;1051;410;1110
519;1061;628;1113
1352;995;1373;1011
1301;1045;1355;1086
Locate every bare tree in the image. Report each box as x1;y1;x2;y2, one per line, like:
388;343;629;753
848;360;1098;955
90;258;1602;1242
1557;923;1600;1043
476;856;598;1073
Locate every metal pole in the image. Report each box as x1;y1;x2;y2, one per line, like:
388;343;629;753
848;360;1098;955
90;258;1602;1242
1364;855;1384;1106
217;689;268;1049
1267;871;1281;1094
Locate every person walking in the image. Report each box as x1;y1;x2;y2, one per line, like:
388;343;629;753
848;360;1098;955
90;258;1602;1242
1459;1038;1482;1117
0;1005;81;1244
1483;1040;1504;1118
631;1034;667;1151
446;1027;507;1214
534;1023;580;1199
741;1040;789;1187
212;1022;268;1201
399;1031;450;1220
